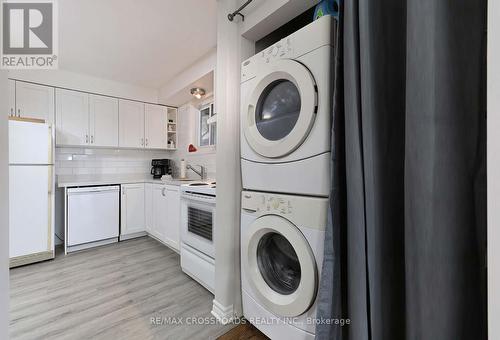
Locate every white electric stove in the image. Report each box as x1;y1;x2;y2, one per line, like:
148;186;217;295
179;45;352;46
180;181;216;293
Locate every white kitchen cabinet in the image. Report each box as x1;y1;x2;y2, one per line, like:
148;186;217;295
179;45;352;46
151;184;168;241
148;184;180;251
14;81;55;123
165;185;180;250
121;183;145;236
145;183;153;233
55;89;90;146
90;94;119;147
145;104;167;149
8;79;15;118
119;99;145;148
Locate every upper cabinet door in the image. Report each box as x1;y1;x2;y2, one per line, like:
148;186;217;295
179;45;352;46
8;80;15;117
145;104;167;149
16;81;55;123
89;94;118;147
119;100;145;148
55;89;90;146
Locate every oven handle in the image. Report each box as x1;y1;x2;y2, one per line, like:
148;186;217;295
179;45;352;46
181;194;216;204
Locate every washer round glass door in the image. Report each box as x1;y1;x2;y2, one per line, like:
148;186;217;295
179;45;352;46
242;215;318;317
243;59;318;158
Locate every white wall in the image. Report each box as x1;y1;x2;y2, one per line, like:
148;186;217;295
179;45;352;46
211;0;254;322
488;0;500;338
0;70;10;338
8;69;159;103
158;48;216;105
169;99;216;179
157;49;217;179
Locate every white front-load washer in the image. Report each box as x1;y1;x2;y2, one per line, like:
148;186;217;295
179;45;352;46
240;15;335;197
241;190;328;340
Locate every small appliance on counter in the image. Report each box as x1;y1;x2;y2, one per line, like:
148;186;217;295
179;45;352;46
151;159;172;179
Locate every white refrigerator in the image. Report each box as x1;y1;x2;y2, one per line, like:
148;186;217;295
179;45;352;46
9;120;55;267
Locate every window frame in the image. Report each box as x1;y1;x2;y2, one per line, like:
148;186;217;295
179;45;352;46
198;102;216;148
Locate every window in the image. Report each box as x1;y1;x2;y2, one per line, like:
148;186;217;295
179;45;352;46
199;103;216;147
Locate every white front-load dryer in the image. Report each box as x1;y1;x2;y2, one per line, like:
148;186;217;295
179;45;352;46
240;15;335;197
241;190;328;340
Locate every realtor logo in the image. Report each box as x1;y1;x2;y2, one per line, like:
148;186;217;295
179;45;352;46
1;0;58;69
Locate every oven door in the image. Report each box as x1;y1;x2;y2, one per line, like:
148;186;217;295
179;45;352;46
181;194;215;258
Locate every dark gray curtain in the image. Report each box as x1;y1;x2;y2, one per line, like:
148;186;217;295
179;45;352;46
316;11;346;340
317;0;487;339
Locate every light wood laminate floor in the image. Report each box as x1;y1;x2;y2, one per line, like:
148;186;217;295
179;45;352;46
10;237;233;340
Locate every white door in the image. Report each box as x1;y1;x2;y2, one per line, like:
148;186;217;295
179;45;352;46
55;89;89;146
243;59;318;158
119;100;145;148
152;184;168;240
145;183;153;233
145;104;167;149
8;79;15;117
165;185;180;250
121;183;145;235
89;94;119;147
9;166;51;258
9;121;52;165
242;215;318;317
16;81;55;123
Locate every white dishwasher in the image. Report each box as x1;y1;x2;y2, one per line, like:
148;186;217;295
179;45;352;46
67;186;120;252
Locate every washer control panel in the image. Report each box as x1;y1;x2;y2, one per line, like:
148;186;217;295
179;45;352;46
242;192;293;215
241;191;330;230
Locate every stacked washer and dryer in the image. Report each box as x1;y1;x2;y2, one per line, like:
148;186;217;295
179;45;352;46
240;15;335;340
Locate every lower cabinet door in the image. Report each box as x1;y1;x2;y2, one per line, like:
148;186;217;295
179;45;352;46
145;183;153;233
121;183;145;236
165;186;180;251
152;184;168;240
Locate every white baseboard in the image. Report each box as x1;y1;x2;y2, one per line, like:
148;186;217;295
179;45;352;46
119;231;147;241
67;237;118;253
211;299;234;324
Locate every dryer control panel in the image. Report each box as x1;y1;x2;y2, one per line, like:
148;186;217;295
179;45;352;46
260;38;293;64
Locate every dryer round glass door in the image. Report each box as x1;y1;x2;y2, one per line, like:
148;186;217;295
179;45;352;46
244;59;318;158
242;215;318;317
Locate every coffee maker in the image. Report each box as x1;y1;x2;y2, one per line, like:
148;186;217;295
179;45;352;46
151;159;172;179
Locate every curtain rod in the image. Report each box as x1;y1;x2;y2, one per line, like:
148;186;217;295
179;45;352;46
228;0;253;22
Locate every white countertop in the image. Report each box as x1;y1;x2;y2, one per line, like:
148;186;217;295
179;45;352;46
57;174;205;188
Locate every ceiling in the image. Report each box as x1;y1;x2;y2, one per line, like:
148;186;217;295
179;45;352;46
58;0;217;89
166;71;214;107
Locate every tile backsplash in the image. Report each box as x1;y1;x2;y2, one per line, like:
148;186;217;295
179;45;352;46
55;148;173;176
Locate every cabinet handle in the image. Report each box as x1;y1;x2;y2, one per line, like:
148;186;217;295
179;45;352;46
91;135;94;144
10;108;13;116
162;187;166;196
17;109;20;117
85;135;89;144
141;138;144;146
